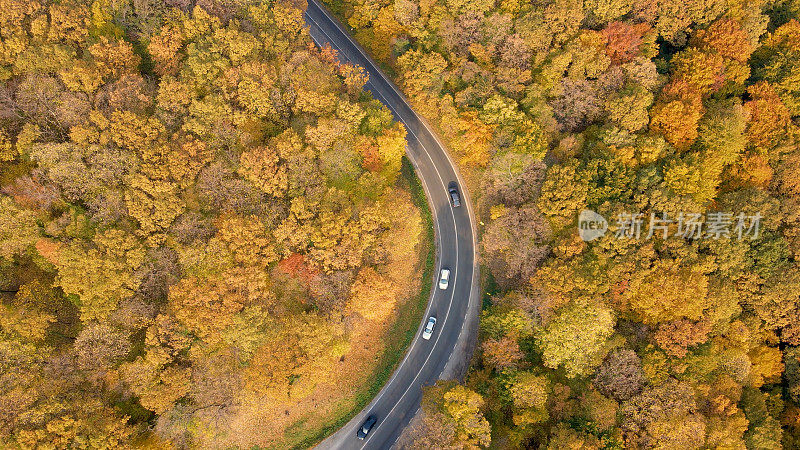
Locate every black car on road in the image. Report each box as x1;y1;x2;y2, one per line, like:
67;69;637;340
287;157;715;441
357;415;377;440
448;182;461;208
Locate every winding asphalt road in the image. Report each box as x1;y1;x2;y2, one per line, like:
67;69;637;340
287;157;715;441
304;1;480;448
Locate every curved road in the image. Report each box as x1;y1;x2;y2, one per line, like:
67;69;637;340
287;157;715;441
304;1;480;448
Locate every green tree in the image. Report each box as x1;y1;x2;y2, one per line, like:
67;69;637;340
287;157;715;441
0;196;39;260
55;229;145;321
505;371;550;426
535;298;615;377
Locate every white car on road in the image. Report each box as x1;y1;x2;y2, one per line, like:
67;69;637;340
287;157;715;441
438;268;450;290
422;316;437;340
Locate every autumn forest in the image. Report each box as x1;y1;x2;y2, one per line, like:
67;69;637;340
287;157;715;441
0;0;430;447
2;0;800;448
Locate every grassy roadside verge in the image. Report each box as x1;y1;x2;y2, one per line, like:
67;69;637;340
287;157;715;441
288;156;436;449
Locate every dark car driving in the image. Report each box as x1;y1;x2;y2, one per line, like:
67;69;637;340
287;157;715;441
356;415;377;440
448;182;461;207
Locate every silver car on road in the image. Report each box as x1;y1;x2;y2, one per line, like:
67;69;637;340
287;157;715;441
438;268;450;290
422;316;437;340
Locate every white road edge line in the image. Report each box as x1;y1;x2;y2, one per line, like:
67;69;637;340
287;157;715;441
357;125;458;450
304;1;482;377
305;23;443;426
305;0;479;271
307;12;461;444
305;2;481;447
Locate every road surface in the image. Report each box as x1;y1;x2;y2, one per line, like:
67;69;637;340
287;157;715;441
304;1;481;448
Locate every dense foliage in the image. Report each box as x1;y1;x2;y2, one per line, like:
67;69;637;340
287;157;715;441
320;0;800;447
0;0;426;447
